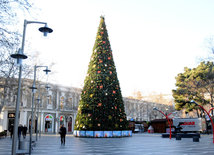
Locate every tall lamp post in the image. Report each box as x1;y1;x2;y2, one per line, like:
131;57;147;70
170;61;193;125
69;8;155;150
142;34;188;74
36;83;50;140
153;107;173;139
190;100;214;144
29;66;51;154
10;20;53;155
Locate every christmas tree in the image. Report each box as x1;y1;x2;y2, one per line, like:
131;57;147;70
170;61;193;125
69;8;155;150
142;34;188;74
74;16;128;131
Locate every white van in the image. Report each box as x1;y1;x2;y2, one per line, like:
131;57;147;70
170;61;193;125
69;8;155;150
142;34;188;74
173;118;206;133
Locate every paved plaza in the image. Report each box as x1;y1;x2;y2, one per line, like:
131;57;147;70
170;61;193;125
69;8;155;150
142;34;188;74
0;133;214;155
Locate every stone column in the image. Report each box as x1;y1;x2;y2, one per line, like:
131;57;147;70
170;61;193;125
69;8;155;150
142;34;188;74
2;110;8;131
19;110;27;125
41;112;44;133
55;112;58;133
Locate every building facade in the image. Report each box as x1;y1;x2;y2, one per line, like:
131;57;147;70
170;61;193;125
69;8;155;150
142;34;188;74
0;79;174;133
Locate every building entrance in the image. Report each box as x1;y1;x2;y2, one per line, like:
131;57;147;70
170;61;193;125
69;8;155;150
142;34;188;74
45;114;53;133
68;117;72;132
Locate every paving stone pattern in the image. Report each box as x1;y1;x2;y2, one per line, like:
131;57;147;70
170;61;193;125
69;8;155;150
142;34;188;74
0;134;214;155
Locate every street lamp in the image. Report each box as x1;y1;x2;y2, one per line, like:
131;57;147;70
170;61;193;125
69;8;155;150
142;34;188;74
10;20;53;155
153;107;173;139
190;100;214;144
36;83;50;140
29;66;51;154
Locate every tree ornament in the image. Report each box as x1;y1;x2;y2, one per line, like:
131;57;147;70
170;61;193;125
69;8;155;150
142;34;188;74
109;71;112;75
120;119;123;122
113;90;116;94
99;59;103;63
98;103;102;107
100;31;104;34
97;70;101;73
98;123;101;127
103;41;106;44
100;85;103;89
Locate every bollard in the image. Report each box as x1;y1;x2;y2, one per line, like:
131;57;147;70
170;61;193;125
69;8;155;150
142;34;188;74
176;135;181;140
193;136;199;142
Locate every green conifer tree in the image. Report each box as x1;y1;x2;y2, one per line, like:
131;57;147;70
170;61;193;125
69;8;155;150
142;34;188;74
74;16;128;131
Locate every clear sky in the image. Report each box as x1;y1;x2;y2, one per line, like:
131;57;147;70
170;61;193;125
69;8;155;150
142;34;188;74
22;0;214;97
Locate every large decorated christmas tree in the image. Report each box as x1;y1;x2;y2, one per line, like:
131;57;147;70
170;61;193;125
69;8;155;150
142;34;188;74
74;16;128;132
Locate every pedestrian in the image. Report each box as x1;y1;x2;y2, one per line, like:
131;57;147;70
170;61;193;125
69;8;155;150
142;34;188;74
9;124;14;139
59;124;66;145
22;125;28;139
18;124;23;140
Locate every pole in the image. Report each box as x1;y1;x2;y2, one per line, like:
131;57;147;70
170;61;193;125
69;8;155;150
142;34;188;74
39;102;42;138
37;99;40;140
36;99;38;141
11;20;28;155
29;65;37;154
11;65;22;155
38;85;42;138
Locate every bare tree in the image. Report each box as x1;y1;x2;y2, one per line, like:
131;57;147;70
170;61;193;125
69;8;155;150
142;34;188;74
0;0;34;113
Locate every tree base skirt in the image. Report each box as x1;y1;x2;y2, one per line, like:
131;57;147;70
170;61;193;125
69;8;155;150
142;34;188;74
74;130;132;138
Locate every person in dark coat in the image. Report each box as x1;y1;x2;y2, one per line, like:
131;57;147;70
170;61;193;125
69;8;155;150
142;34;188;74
22;125;27;139
9;124;14;139
18;124;23;140
59;124;66;145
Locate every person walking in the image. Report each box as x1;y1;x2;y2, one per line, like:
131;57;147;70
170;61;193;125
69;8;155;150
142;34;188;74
18;124;23;140
22;125;27;139
9;124;14;139
59;124;66;145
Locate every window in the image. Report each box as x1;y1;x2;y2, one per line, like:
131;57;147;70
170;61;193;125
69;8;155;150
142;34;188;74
48;96;52;105
68;97;72;108
60;96;65;109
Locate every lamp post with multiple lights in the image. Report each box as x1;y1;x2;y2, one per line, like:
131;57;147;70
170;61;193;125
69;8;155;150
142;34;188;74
36;83;50;140
10;20;53;155
29;66;51;154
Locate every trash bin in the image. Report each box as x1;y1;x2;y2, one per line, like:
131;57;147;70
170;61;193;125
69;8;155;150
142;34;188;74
18;140;29;150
